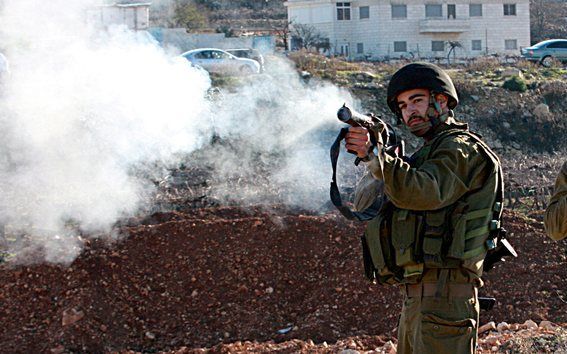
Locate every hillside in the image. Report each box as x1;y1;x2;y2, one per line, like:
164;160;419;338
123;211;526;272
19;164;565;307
1;55;566;353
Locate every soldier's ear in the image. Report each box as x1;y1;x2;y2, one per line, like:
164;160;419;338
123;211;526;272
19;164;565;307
434;93;449;110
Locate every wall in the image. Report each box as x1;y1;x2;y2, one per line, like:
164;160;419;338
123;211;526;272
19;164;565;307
148;28;276;54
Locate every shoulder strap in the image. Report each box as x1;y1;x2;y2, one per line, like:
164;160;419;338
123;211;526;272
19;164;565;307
329;127;381;221
427;129;508;260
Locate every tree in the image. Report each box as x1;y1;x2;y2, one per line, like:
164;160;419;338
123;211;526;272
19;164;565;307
446;41;462;65
530;0;567;43
172;0;208;32
274;20;292;51
290;24;330;53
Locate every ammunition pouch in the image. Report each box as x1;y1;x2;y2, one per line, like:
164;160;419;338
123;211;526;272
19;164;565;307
361;210;404;284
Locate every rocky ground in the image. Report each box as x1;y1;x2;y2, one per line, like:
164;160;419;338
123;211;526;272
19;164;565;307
0;203;565;353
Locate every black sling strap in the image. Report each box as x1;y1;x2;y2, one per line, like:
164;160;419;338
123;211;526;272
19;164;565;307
329;127;381;221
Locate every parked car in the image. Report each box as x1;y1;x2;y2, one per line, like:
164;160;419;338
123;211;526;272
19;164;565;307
521;39;567;67
225;48;265;72
180;48;260;75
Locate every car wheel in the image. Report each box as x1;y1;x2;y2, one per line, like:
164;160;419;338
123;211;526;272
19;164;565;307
541;56;554;68
239;65;254;75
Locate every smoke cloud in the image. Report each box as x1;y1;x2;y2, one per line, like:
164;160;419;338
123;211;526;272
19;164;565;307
0;0;358;263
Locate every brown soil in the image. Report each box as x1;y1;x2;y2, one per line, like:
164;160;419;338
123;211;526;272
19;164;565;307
0;206;565;353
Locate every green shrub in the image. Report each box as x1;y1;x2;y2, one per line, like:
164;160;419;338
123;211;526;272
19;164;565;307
502;76;527;92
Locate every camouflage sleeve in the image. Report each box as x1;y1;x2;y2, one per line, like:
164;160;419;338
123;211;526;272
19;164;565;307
366;135;489;210
544;160;567;241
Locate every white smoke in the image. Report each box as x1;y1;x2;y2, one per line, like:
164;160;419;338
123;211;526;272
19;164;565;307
0;0;358;263
0;0;212;263
205;58;354;210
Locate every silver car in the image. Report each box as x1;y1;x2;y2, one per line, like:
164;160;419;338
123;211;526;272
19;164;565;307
521;39;567;67
181;48;260;75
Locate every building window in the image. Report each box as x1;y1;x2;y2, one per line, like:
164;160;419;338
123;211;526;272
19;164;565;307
469;4;482;17
472;40;482;51
392;5;407;19
426;4;443;18
505;39;517;50
503;4;516;16
360;6;370;19
357;43;364;54
432;41;445;52
447;4;456;19
394;41;407;52
337;2;351;20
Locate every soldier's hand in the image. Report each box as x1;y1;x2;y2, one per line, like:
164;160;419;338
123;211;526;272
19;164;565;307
345;126;372;158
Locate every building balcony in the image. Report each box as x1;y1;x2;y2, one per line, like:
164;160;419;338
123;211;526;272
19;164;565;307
419;19;470;33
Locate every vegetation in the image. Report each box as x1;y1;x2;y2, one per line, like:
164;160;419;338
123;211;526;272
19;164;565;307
503;75;528;92
172;1;208;32
530;0;567;44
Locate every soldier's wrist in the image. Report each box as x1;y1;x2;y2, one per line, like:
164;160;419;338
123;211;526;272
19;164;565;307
360;150;376;163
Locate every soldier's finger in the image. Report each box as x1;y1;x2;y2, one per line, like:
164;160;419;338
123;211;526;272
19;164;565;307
346;131;370;141
345;143;367;154
345;138;368;147
348;126;368;134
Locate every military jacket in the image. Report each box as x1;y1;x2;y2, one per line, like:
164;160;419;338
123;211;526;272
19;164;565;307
544;160;567;241
364;121;501;286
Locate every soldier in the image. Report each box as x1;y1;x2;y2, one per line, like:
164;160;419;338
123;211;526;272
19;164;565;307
345;62;503;354
544;160;567;240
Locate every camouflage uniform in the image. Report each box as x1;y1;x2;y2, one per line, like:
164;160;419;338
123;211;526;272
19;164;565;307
544;160;567;240
356;63;502;354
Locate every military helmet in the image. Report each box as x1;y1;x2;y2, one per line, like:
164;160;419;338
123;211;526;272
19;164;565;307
386;62;459;115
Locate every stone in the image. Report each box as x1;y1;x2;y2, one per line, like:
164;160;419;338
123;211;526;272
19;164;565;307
539;320;556;331
383;340;397;353
533;103;550;118
497;322;510;332
486;336;501;346
356;71;376;82
339;350;360;354
470;95;480;102
502;68;523;78
503;122;511;129
523;319;538;330
492;139;504;149
50;346;66;354
479;321;497;334
62;308;85;326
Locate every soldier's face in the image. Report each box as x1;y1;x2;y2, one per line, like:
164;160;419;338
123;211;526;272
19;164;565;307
397;88;431;136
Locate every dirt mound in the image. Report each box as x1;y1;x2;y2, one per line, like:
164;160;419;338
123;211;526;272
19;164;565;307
0;206;565;353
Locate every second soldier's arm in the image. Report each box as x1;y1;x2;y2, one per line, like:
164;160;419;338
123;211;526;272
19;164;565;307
544;161;567;241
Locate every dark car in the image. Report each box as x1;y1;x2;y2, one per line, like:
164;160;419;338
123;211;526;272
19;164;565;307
521;39;567;67
225;48;265;72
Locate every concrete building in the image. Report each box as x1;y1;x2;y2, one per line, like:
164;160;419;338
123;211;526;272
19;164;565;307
284;0;531;59
87;2;151;31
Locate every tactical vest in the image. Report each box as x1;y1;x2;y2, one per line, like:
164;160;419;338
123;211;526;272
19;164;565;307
361;129;504;285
